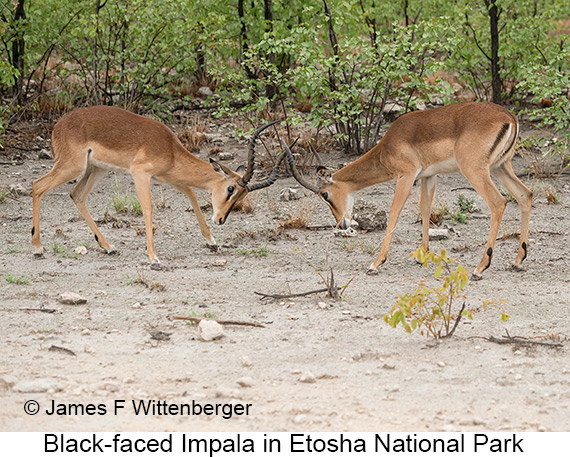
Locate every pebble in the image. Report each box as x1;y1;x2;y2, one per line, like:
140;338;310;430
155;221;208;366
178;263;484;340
437;361;446;368
429;229;449;241
236;377;255;388
280;188;301;201
241;356;253;367
293;414;307;424
58;292;87;305
212;259;227;267
382;362;396;370
298;372;316;384
198;320;224;342
74;246;88;255
318;302;328;310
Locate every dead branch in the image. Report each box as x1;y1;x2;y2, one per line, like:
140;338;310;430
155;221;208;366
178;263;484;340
471;332;563;348
171;316;265;328
21;307;57;313
48;345;76;356
254;287;341;300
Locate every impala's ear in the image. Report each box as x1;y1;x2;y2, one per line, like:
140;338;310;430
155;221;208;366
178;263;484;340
235;164;247;175
210;158;237;177
317;166;333;183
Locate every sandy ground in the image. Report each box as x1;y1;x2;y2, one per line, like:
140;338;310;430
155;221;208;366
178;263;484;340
0;116;569;433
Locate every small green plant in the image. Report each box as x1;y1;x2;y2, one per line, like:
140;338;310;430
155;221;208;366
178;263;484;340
6;247;20;254
126;270;148;286
384;248;508;339
0;182;6;203
449;194;477;224
235;244;270;257
111;183;142;215
4;273;30;285
52;242;66;254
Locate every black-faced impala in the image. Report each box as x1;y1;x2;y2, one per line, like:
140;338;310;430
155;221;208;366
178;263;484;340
32;106;285;269
285;102;532;280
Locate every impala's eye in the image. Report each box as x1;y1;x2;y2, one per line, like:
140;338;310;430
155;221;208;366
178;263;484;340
321;191;329;201
227;185;235;195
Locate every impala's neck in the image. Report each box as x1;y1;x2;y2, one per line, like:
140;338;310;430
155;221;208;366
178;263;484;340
332;142;394;192
170;146;224;191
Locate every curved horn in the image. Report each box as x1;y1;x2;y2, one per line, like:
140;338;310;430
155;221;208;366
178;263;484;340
238;120;280;188
282;140;321;194
308;142;326;168
245;151;286;192
246;138;298;192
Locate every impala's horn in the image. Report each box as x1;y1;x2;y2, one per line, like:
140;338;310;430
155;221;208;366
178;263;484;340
238;120;280;188
282;140;322;194
246;138;299;191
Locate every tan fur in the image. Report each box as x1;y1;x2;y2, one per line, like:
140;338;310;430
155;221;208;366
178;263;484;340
32;106;249;267
314;102;532;278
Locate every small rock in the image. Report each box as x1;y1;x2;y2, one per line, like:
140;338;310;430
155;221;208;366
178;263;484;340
437;361;446;368
429;229;449;241
74;246;88;255
84;345;95;354
280;188;301;201
132;302;142;309
81;329;91;336
236;377;254;388
298;372;316;384
241;356;253;367
13;378;61;393
382;362;396;370
212;259;227;267
352;200;387;231
8;183;31;197
318;302;328;310
199;320;224;342
149;331;171;341
58;292;87;305
38;149;52;160
217;151;234;161
333;227;357;238
293;414;307;424
198;86;213;97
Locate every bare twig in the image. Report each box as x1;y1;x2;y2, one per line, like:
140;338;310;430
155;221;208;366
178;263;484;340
171;316;265;328
21;307;57;313
48;345;76;356
254;287;340;300
471;332;563;348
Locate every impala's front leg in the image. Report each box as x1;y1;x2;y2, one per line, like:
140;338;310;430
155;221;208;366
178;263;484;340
420;175;437;252
132;172;160;269
175;185;218;252
367;173;417;275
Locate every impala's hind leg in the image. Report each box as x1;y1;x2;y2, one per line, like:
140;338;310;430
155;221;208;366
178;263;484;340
32;165;83;256
70;164;115;253
420;175;438;252
492;160;532;269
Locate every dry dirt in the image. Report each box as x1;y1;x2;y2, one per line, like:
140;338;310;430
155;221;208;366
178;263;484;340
0;116;569;433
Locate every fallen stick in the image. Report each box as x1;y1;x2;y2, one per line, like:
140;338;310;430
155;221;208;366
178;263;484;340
21;307;57;313
254;287;341;300
171;316;265;328
48;345;76;356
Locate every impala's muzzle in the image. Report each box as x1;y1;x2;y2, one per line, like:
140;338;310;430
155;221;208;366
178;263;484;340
340;217;351;230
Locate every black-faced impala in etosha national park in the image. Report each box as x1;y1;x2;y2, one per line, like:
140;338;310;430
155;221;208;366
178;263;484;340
32;105;286;269
285;102;532;280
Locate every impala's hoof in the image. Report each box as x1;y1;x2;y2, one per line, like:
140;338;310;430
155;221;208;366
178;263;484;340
206;243;219;253
509;264;525;272
366;268;379;276
470;273;483;281
33;251;45;259
104;245;118;255
150;261;162;271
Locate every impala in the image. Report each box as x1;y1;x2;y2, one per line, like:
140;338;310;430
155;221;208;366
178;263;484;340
32;106;285;268
285;102;532;279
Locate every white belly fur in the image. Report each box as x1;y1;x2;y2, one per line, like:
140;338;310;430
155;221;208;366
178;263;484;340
417;158;459;178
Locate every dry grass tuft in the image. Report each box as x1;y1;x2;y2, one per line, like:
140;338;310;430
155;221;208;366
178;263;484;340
177;116;208;152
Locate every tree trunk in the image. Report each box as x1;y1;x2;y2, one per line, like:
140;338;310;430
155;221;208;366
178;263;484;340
11;0;26;103
485;0;502;104
264;0;276;100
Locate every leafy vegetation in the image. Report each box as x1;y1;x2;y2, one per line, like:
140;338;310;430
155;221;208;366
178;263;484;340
0;0;568;155
384;248;508;338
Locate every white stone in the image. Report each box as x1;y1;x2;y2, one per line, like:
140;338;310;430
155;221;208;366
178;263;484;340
58;292;87;305
74;246;88;255
198;320;224;342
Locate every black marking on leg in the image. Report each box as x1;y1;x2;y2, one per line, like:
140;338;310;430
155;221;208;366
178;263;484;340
31;226;35;236
481;247;493;273
521;241;527;261
94;234;99;244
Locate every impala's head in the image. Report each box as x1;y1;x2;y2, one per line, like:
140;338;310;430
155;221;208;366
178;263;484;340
283;142;353;230
210;120;285;225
